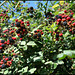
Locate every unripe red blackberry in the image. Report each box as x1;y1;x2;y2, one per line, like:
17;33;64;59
15;19;18;22
67;17;70;20
59;33;63;37
73;22;75;26
64;10;67;13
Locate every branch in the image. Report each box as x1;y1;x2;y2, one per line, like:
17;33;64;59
45;0;48;18
15;1;21;9
0;1;6;7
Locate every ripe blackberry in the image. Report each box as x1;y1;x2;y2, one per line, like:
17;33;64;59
19;35;23;38
1;40;5;43
3;60;7;63
8;56;12;60
16;30;20;33
3;10;6;13
73;30;75;34
21;18;23;21
30;10;34;13
37;33;41;37
9;36;12;39
55;15;59;19
51;14;54;17
1;64;6;69
15;55;18;58
1;44;5;48
0;50;3;53
33;34;37;38
38;38;41;41
31;33;33;36
53;18;55;22
58;16;62;19
63;21;67;26
30;14;33;18
16;22;20;27
34;30;37;33
56;34;59;38
30;7;33;10
8;28;10;30
27;8;29;10
9;38;14;43
69;14;73;18
14;44;17;47
46;12;50;15
27;10;29;13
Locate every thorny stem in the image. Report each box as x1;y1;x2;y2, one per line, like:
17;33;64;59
45;0;48;18
0;1;6;7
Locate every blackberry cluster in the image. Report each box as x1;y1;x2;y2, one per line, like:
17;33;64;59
55;10;75;34
46;12;55;24
26;7;34;13
55;32;63;41
0;40;6;53
0;56;13;69
15;19;28;41
0;10;9;22
32;29;43;40
26;7;34;18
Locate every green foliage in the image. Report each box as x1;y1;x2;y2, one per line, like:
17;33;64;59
0;1;75;75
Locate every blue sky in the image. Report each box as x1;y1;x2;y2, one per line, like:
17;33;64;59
0;1;58;9
0;1;58;22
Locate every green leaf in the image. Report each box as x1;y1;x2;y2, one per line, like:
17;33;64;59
32;24;43;33
59;11;64;14
72;64;75;69
57;50;75;60
4;70;8;74
27;41;36;46
52;4;59;9
51;22;58;31
45;61;53;65
45;61;57;69
22;66;28;73
29;68;36;74
63;50;72;56
12;11;14;17
57;53;66;60
53;63;57;69
3;27;7;30
64;31;69;37
55;11;59;15
20;41;26;46
57;60;64;65
33;56;42;62
19;45;27;51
